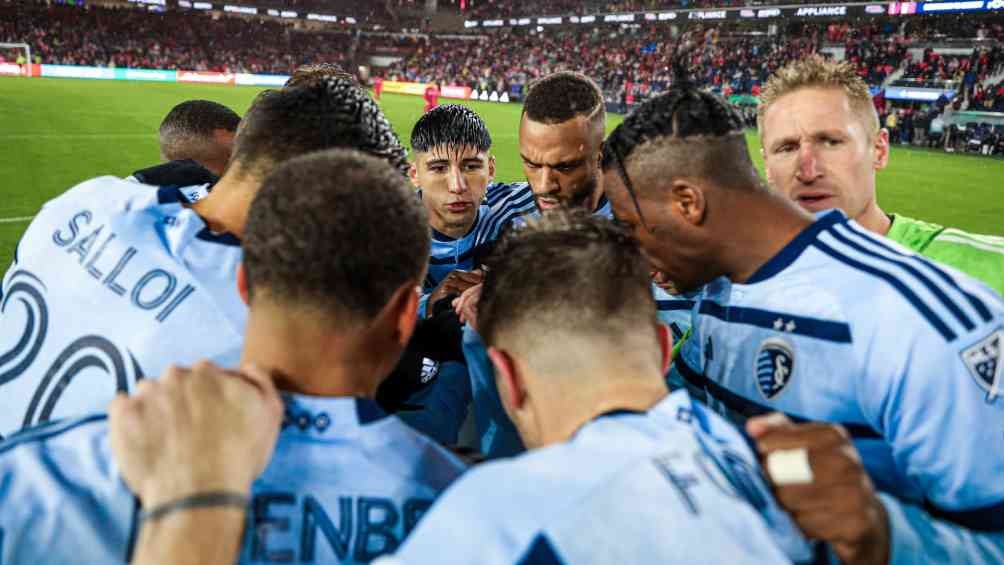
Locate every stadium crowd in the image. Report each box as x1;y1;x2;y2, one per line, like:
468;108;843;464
1;0;1004;555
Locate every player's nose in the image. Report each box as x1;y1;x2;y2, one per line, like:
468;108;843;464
795;144;821;183
447;167;468;194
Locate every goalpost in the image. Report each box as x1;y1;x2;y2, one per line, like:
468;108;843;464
0;43;32;77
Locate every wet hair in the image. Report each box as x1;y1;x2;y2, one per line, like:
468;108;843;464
522;71;604;125
232;76;408;178
478;209;655;352
410;104;491;154
243;149;429;324
601;52;756;226
285;63;357;88
158;100;240;162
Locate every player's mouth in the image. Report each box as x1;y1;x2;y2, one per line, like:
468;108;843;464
795;191;837;211
537;197;561;211
446;202;472;213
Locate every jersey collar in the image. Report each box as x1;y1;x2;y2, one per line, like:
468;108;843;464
280;395;389;439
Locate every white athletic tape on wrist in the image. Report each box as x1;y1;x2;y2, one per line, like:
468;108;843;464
766;448;814;485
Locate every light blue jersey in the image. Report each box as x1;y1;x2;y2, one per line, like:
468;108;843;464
0;176;246;439
381;390;813;565
419;182;535;317
0;396;466;564
674;210;1004;562
465;193;618;459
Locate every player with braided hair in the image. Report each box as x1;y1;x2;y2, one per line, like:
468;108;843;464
0;76;410;438
603;62;1004;564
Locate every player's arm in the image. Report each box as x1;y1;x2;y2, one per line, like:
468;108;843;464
859;301;1004;563
110;361;283;565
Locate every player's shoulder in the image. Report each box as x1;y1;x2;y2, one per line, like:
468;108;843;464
0;414;116;479
359;410;468;490
806;216;1000;345
41;175;145;212
485;181;531;204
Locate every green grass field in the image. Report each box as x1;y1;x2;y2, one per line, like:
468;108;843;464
1;76;1002;270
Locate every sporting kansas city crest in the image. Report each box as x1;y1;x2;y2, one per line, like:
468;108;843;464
755;338;795;400
962;329;1002;403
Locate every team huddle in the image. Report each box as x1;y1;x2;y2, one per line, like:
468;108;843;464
0;56;1002;564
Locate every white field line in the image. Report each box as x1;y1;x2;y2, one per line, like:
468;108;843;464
0;216;34;224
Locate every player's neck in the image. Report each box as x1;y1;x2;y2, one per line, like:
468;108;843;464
854;199;892;236
718;190;815;284
240;306;385;398
190;172;258;238
532;369;668;448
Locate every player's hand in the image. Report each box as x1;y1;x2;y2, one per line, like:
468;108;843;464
427;269;483;318
747;413;890;565
453;283;483;331
109;360;283;508
651;270;679;294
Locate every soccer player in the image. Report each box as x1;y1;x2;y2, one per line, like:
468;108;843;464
422;82;439;113
460;71;690;458
380;104;534;444
156;99;240;176
0;150;467;565
602;72;1004;563
410;104;535;319
114;210;814;565
0;77;409;439
759;56;1004;295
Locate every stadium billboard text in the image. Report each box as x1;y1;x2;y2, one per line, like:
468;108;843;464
40;65;116;80
463;1;1000;28
381;80;431;97
440;85;473;100
116;68;177;82
235;73;290;86
177;71;236;85
0;63;38;77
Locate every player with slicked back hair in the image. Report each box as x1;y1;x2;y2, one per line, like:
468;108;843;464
602;59;1004;565
376;104;535;445
409;104;535;318
0;76;410;439
0;150;467;565
758;55;1004;295
157;99;241;176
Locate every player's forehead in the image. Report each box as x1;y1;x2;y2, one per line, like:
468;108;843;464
416;145;489;165
763;86;863;142
519;115;597;163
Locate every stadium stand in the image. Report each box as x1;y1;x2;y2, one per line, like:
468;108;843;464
1;0;1002;158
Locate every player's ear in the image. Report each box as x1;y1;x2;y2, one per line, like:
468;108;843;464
236;263;250;306
672;179;706;227
656;322;673;375
378;280;420;347
874;128;890;171
488;347;525;414
408;160;421;188
488;155;496;180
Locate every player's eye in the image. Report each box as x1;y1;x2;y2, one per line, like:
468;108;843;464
823;137;843;147
776;143;797;154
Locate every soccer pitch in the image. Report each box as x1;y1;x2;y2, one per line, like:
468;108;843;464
1;76;1002;270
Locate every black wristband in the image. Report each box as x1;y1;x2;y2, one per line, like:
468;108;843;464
140;491;250;523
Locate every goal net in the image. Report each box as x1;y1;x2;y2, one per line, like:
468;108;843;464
0;43;32;77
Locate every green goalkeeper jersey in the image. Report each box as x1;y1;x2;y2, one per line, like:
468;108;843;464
887;214;1004;296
